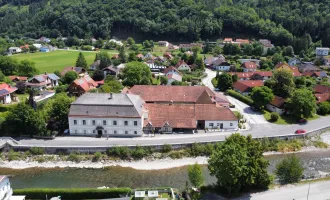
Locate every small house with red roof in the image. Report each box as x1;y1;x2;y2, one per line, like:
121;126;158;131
164;66;183;77
275;63;301;77
68;76;98;96
314;93;330;103
0;83;17;104
163;52;173;60
167;73;182;85
8;76;28;82
266;96;286;115
175;60;191;72
223;38;233;43
232;80;264;95
61;67;87;77
242;62;257;72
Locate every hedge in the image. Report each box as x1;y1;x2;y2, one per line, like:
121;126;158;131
13;188;131;199
227;89;254;106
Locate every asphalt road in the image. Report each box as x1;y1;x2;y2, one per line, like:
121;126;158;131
10;69;330;147
247;181;330;200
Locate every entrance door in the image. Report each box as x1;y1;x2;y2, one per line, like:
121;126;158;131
220;123;223;129
97;130;102;137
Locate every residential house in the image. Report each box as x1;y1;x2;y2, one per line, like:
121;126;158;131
158;41;169;47
8;47;21;54
242;62;257;72
204;57;218;67
298;63;320;73
19;44;29;50
266;96;286;115
235;39;250;44
288;57;301;66
232;80;264;95
211;60;231;71
223;38;233;43
102;66;119;77
163;52;173;60
175;60;191;72
168;43;179;50
229;72;254;81
61;67;87;77
302;71;327;79
314;85;330;94
136;54;144;60
259;39;274;55
109;39;123;46
238;59;261;66
143;53;155;60
25;73;60;90
68;93;145;137
179;43;203;50
39;36;51;43
69;76;98;96
0;176;26;200
90;60;100;70
0;83;17;104
40;47;50;52
167;74;182;85
164;66;183;77
32;44;42;49
314;93;330;103
8;76;28;82
314;85;330;103
275;63;301;77
253;71;273;80
316;47;329;58
145;61;166;73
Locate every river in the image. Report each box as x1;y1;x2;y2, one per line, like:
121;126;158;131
1;150;330;189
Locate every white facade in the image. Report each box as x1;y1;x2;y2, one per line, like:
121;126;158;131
165;70;181;77
0;176;25;200
33;44;42;49
69;117;143;137
177;64;191;72
213;65;230;71
316;47;329;57
205;120;238;130
1;94;12;104
266;104;285;115
8;47;22;54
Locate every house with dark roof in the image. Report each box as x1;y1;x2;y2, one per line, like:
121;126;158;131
211;59;231;71
242;62;257;72
102;65;119;77
232;80;264;95
25;73;60;90
288;57;301;66
302;71;327;79
8;76;28;82
298;63;320;73
90;60;100;70
68;76;98;96
68;93;146;137
0;83;17;104
61;67;87;77
266;96;286;115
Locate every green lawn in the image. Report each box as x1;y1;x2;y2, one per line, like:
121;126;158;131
263;110;319;125
12;51;99;73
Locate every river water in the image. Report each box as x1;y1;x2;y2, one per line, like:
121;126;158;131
1;150;330;189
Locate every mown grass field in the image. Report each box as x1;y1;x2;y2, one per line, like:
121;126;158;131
12;50;99;73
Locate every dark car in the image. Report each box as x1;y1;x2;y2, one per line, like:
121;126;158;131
298;119;307;124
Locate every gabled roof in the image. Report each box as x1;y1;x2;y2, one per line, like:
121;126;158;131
90;60;100;67
232;80;264;93
8;76;28;81
223;38;233;42
167;73;182;82
211;58;226;66
129;85;214;104
0;83;17;97
269;96;286;108
136;54;144;58
275;63;301;76
253;71;273;77
314;85;330;94
314;93;330;103
164;66;182;75
47;73;60;80
175;60;188;68
61;67;86;76
236;39;249;44
102;65;119;73
72;76;98;92
242;62;257;69
298;63;320;72
229;72;254;79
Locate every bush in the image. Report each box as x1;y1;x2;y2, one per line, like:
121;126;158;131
30;147;45;155
318;101;330;115
227;89;254;106
7;150;21;161
67;152;80;162
270;112;279;122
107;146;131;159
275;155;304;184
169;151;185;159
93;152;102;162
277;139;303;153
13;188;132;199
162;144;172;153
131;146;152;160
189;143;204;157
313;141;329;148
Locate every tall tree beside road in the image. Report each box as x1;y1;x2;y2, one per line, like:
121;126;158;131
275;155;304;184
208;133;272;196
289;88;316;118
75;52;88;70
122;62;152;87
188;163;204;188
251;86;274;110
272;69;295;98
217;72;232;91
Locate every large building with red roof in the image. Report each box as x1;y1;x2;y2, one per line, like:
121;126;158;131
0;83;17;104
232;80;264;95
68;76;98;96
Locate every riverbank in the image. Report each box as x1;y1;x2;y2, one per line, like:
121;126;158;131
1;146;330;170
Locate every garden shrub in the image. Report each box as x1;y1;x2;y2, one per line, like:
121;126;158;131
270;112;279;122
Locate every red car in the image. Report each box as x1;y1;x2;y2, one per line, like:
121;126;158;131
295;129;306;134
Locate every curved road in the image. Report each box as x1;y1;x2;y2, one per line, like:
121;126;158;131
14;69;330;147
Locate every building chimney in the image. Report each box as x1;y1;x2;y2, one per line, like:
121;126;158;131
109;93;113;99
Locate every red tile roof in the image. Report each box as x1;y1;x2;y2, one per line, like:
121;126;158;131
175;60;188;68
229;72;254;79
270;96;286;108
314;85;330;94
136;54;144;58
0;83;17;96
232;80;264;93
164;66;182;75
242;62;257;69
144;103;237;128
314;93;330;103
275;63;301;77
253;71;273;77
129;85;214;104
302;72;314;77
72;76;98;92
8;76;28;81
236;39;250;44
224;38;233;42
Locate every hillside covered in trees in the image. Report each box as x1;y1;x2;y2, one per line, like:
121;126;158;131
1;0;330;47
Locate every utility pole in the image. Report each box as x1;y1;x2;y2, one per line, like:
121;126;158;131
307;182;311;200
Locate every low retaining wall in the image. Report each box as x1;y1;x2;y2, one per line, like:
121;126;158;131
2;126;330;153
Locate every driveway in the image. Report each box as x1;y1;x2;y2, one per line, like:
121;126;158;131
203;69;268;125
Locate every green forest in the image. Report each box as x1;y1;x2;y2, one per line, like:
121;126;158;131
1;0;330;48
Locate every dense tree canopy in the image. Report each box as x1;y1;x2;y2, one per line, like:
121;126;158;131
122;62;152;87
275;155;304;184
251;86;274;110
271;69;295;98
289;88;316;118
217;72;232;91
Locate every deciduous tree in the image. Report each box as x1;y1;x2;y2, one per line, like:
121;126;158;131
272;69;295;98
122;62;152;87
251;86;274;110
217;72;232;91
290;88;316;118
275;155;304;184
188;163;204;188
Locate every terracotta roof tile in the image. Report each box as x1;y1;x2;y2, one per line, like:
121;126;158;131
314;93;330;103
163;66;183;76
229;72;254;79
242;62;257;69
253;71;273;77
8;76;28;81
232;80;264;93
270;96;286;107
314;85;330;94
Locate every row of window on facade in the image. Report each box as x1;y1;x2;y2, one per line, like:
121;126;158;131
72;130;138;134
209;123;233;127
73;119;138;126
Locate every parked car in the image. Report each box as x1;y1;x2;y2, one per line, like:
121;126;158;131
295;129;306;134
298;119;307;124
